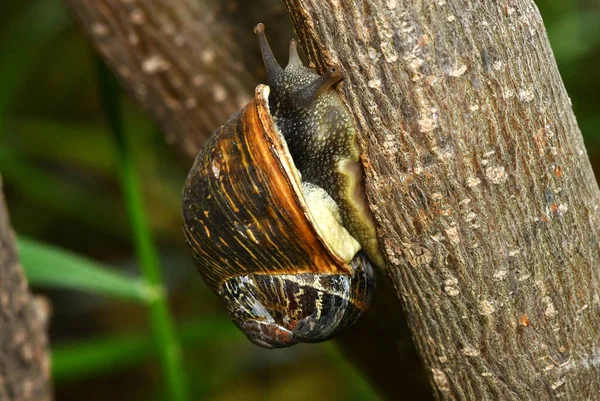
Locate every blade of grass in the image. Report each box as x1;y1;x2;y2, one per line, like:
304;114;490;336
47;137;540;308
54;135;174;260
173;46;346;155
52;318;239;383
97;59;188;401
18;236;151;303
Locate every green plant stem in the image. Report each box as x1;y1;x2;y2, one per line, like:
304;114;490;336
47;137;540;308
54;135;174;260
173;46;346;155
97;59;188;401
18;235;150;302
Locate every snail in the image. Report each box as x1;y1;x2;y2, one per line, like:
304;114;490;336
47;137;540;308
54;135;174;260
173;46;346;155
182;23;383;348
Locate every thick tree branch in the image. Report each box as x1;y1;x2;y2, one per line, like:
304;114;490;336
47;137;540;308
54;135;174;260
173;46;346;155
0;176;52;401
284;0;600;399
66;0;294;157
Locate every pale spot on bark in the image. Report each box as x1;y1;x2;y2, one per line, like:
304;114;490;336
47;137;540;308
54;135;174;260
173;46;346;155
130;8;145;25
485;166;508;184
551;378;565;390
202;49;215;64
386;0;397;9
380;42;398;62
543;296;558;318
462;346;481;357
444;286;460;296
445;226;461;245
419;116;436;133
467;176;481;187
92;23;109;37
142;55;169;74
430;232;445;242
449;64;467;77
431;369;450;392
493;60;504;70
447;15;456;22
184;98;197;109
465;212;477;222
557;203;568;215
519;89;534;102
368;47;379;60
493;269;507;281
128;33;139;46
213;84;227;102
192;75;205;87
368;78;382;88
478;300;496;315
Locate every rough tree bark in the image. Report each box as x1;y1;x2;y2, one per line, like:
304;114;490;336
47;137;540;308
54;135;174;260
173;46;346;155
65;0;600;400
66;0;295;155
283;0;600;399
0;176;52;401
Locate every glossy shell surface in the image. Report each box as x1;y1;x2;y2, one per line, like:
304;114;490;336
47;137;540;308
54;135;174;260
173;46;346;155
182;85;375;348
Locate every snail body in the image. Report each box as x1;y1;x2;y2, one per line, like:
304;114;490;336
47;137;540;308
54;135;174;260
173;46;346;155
255;24;383;268
182;24;381;348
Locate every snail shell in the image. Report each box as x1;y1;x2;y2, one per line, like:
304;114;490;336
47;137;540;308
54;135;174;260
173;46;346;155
182;24;379;349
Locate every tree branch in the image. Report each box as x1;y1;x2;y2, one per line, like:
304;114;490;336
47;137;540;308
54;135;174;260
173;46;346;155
284;0;600;399
66;0;294;157
0;176;52;401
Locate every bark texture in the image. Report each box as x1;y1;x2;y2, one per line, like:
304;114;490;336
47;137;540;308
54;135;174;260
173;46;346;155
66;0;294;156
283;0;600;399
0;176;52;401
65;0;600;400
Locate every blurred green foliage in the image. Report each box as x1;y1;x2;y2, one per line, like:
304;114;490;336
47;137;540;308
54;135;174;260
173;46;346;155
0;0;598;400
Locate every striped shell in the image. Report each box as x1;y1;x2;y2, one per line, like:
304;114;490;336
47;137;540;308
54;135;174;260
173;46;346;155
182;85;375;348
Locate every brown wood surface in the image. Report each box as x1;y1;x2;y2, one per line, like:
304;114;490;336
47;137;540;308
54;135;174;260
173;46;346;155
66;0;295;157
65;0;600;400
283;0;600;399
0;176;52;401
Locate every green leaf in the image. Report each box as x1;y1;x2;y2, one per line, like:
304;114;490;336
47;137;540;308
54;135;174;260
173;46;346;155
18;236;153;303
